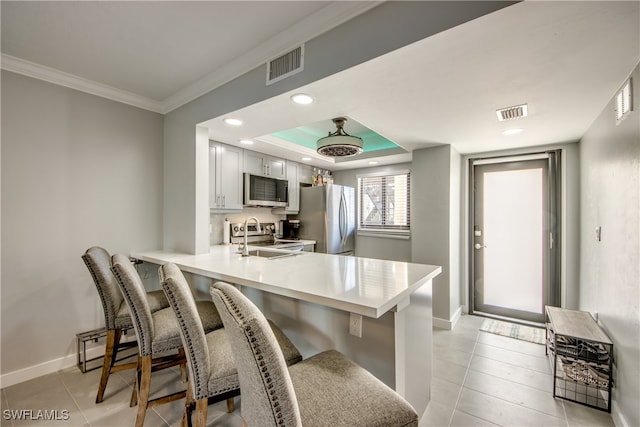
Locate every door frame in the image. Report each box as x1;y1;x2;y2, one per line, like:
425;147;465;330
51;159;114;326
467;151;562;324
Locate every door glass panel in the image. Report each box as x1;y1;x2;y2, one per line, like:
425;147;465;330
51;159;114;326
483;168;543;314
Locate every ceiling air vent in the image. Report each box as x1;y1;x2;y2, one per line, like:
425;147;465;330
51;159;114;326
496;104;528;121
266;45;304;85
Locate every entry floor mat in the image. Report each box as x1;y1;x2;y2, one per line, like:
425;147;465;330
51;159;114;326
480;318;545;345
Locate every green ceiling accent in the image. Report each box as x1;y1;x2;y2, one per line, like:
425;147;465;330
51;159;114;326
271;118;399;153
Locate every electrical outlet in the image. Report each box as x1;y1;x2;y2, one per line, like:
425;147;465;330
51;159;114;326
349;313;362;338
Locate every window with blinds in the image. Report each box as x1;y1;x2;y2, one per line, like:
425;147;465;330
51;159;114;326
358;171;410;231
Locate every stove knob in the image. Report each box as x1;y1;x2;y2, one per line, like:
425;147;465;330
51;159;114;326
233;226;239;232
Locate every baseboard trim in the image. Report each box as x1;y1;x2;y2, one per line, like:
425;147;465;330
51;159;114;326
1;345;105;388
611;400;629;427
433;306;463;330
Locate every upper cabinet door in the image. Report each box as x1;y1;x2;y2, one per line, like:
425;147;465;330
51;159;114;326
243;149;287;179
218;144;244;210
267;157;287;179
243;149;266;176
271;161;300;215
286;161;299;213
210;142;243;211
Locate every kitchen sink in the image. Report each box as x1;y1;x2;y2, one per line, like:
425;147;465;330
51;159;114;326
247;249;301;260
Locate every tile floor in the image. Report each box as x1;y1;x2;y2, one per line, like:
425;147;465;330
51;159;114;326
1;315;616;426
424;314;615;427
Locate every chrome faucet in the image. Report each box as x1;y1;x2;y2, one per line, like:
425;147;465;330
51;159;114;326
241;217;261;257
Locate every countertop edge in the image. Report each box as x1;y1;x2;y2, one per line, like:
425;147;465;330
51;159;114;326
132;248;441;318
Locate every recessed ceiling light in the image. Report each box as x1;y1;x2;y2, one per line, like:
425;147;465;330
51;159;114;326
240;139;254;145
223;118;243;126
291;93;314;105
368;161;379;165
502;128;523;135
301;157;312;161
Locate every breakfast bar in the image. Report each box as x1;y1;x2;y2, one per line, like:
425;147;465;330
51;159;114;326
132;245;441;416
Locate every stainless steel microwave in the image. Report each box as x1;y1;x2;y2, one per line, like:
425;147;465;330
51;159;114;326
244;173;288;207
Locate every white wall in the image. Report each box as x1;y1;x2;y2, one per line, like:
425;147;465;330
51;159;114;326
332;163;412;262
579;63;639;427
1;71;164;384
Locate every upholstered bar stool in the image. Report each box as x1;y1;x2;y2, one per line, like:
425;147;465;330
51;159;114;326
111;254;224;427
159;263;302;427
210;281;419;427
82;246;170;403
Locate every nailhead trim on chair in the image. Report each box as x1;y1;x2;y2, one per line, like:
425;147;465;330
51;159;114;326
82;253;117;329
218;288;284;426
161;266;242;402
162;283;208;400
111;258;153;357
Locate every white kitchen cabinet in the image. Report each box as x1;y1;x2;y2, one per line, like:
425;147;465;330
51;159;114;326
210;142;243;211
286;162;300;213
243;149;287;179
272;161;300;214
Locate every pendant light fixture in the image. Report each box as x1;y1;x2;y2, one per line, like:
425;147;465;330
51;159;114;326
317;117;363;157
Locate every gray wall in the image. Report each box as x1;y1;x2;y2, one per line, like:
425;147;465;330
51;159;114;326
1;71;164;379
335;147;463;326
579;62;639;427
411;145;461;324
333;163;412;262
449;148;462;317
161;1;516;255
0;2;514;381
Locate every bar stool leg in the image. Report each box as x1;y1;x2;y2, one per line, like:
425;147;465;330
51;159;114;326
134;355;152;427
95;328;122;403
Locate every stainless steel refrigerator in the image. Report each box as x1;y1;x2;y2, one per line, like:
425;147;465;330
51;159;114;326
296;185;355;255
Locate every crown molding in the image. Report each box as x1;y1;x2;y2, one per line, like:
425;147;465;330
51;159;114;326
1;54;164;113
1;2;382;115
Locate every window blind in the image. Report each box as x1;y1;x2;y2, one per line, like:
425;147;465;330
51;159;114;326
358;172;410;230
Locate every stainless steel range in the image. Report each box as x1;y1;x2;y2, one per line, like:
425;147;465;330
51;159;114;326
229;222;305;251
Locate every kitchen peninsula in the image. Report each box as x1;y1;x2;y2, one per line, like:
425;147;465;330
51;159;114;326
132;245;441;416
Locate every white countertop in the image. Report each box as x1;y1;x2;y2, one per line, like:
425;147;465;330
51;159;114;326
132;245;441;318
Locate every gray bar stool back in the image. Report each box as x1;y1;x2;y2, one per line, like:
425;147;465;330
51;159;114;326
210;281;419;427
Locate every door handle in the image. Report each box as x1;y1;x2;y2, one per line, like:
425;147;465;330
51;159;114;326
474;243;487;250
341;192;348;245
339;192;349;245
338;194;344;242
